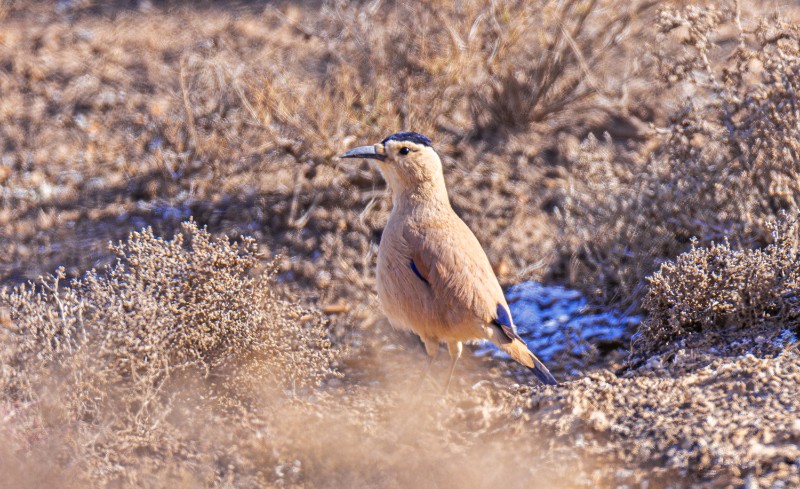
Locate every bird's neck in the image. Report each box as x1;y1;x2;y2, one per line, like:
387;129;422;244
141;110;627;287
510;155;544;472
392;172;451;211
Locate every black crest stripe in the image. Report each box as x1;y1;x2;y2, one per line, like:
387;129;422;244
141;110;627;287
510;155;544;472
381;132;433;147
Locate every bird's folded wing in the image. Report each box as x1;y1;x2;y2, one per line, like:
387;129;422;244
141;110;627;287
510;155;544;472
404;218;507;325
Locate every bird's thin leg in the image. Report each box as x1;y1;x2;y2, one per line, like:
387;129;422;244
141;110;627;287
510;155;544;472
443;341;463;394
416;352;436;391
415;338;439;392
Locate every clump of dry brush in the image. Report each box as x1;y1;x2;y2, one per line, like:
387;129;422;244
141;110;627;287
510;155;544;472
638;213;800;357
559;4;800;310
0;221;337;486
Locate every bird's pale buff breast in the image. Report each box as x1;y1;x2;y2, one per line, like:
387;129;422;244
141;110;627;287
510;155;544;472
376;210;485;343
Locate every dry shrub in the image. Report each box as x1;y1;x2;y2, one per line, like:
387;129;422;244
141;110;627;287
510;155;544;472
558;4;800;308
0;221;337;486
463;0;654;138
555;133;647;304
636;213;800;356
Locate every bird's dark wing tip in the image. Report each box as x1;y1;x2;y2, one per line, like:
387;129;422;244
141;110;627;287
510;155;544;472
533;367;559;386
495;304;525;343
409;259;430;286
530;355;558;386
495;303;512;327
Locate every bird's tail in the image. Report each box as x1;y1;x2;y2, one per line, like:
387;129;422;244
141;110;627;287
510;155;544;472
498;337;558;386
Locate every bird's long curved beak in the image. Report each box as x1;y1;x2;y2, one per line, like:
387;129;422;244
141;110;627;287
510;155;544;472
339;144;385;161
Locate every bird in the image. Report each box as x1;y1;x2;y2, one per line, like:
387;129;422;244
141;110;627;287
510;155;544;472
340;131;558;392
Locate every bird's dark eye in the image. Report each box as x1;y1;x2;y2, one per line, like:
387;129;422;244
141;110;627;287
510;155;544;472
399;147;410;156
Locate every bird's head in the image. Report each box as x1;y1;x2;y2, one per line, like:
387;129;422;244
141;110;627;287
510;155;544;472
340;132;444;198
